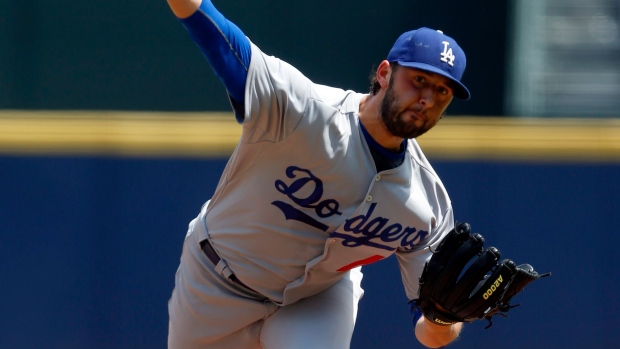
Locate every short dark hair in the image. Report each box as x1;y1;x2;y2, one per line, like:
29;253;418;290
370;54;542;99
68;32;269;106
369;62;399;95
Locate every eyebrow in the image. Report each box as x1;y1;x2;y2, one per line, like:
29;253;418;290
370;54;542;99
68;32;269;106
413;70;453;89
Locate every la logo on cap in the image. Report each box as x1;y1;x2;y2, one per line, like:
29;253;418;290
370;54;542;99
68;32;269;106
436;30;456;67
440;40;456;67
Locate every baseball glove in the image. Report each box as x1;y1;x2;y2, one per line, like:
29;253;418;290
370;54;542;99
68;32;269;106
414;222;550;329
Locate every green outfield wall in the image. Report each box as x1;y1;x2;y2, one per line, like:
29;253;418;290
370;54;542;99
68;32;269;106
1;0;508;116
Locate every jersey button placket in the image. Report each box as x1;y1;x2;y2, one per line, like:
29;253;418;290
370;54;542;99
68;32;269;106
366;176;378;203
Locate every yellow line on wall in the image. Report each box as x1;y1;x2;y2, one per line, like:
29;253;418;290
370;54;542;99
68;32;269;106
418;116;620;162
0;111;240;158
0;110;619;162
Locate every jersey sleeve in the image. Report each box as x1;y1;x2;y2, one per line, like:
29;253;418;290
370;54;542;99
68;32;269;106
179;0;251;120
395;206;455;300
239;43;313;143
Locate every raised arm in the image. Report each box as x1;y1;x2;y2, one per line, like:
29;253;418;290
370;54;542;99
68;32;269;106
167;0;251;115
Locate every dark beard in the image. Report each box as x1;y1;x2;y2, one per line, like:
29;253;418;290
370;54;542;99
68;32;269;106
379;82;432;139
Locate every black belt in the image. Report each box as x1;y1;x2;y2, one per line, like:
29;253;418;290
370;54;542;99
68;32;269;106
200;240;256;292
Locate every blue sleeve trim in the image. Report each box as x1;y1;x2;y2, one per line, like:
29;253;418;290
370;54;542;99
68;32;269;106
410;301;423;329
180;0;250;105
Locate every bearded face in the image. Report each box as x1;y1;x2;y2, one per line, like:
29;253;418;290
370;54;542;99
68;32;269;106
379;67;449;139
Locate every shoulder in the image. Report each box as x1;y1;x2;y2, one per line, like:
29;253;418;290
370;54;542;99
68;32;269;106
407;139;451;204
407;139;438;177
310;84;366;112
249;43;366;111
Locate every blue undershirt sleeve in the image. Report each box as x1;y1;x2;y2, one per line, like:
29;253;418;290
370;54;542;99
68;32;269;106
179;0;251;109
410;301;423;330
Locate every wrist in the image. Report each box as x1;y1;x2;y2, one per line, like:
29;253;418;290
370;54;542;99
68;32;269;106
415;316;462;348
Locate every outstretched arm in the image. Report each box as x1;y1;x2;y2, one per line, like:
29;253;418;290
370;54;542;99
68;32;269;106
167;0;251;114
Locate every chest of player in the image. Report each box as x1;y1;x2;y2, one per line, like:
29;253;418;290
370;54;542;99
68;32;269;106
278;156;439;305
320;171;436;273
273;152;437;275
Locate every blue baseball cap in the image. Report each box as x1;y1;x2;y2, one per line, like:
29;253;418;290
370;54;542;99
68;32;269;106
387;27;470;100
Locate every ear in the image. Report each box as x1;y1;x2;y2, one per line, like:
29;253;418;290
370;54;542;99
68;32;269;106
376;60;392;88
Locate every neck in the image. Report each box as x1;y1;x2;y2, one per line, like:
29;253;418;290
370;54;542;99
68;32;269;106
358;94;405;152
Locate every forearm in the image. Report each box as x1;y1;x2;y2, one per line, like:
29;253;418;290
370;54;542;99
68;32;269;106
167;0;251;114
415;316;462;348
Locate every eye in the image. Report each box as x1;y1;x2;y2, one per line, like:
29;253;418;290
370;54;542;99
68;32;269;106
414;76;426;83
438;86;449;95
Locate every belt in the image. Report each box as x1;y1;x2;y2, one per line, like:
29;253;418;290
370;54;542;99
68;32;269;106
200;240;256;293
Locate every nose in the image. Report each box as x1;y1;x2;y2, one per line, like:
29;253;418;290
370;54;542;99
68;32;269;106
419;88;435;109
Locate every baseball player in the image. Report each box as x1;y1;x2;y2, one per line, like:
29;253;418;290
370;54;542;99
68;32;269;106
166;0;471;348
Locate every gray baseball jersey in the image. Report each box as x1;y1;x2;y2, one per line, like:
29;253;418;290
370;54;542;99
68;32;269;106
196;42;455;306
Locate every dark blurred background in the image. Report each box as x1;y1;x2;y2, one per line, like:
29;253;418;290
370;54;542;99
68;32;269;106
0;0;509;115
4;0;618;116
